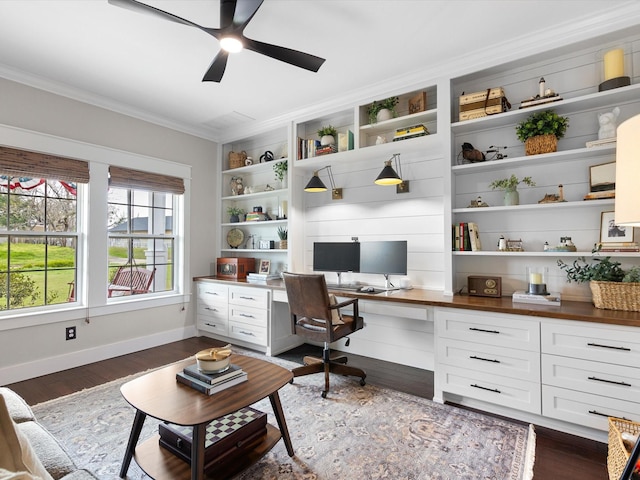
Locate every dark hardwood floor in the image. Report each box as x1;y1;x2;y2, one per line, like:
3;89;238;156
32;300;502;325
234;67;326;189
5;337;608;480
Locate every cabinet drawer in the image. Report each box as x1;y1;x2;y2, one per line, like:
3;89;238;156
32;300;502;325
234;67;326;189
437;364;541;414
435;308;539;351
197;283;228;304
229;305;268;328
541;321;640;365
542;385;640;432
198;315;228;336
437;337;540;382
229;321;267;346
229;286;269;309
197;302;228;318
542;354;640;402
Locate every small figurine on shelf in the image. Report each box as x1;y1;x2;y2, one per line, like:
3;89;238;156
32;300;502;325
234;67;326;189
497;235;507;251
598;106;620;140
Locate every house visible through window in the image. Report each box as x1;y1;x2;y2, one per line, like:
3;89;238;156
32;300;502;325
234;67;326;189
0;176;78;309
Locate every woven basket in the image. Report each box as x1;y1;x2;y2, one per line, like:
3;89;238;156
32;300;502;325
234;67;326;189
525;134;557;155
608;417;640;480
590;280;640;312
228;150;247;169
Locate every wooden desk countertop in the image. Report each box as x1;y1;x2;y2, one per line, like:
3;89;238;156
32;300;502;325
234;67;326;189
194;276;640;328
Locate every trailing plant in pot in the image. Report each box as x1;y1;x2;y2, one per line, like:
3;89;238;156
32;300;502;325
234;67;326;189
489;174;535;206
277;226;288;250
317;125;337;146
515;109;569;155
226;206;245;223
367;96;399;124
557;255;640;311
273;160;288;188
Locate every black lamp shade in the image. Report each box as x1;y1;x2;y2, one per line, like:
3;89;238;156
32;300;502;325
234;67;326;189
304;173;328;192
375;162;402;185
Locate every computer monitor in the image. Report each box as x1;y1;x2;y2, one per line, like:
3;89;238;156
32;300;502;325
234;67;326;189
313;242;360;287
359;241;407;289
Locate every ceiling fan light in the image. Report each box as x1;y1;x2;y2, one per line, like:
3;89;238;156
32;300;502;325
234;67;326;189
220;36;243;53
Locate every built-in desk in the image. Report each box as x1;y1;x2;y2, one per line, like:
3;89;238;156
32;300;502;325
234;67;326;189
194;276;640;442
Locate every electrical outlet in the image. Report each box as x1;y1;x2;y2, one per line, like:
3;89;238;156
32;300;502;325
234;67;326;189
66;326;76;341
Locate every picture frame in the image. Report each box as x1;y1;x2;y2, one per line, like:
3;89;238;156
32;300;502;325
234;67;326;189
600;211;634;243
259;259;271;274
589;162;616;192
408;92;426;115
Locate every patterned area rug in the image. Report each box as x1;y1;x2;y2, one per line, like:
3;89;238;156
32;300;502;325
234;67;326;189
32;350;535;480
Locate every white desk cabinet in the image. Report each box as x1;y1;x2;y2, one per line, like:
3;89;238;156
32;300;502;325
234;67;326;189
196;283;229;336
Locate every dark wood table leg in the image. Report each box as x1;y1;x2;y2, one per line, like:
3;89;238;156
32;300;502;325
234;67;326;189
269;391;294;456
119;409;146;478
191;423;206;480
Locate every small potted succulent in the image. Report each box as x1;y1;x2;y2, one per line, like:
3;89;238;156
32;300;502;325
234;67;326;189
226;206;245;223
367;96;399;124
277;226;288;250
489;175;535;206
317;125;337;146
515;109;569;155
558;255;640;311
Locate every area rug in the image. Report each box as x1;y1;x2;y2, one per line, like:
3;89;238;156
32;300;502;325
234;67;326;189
32;351;535;480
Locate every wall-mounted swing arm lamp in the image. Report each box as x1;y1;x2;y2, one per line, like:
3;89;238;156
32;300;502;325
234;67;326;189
304;165;343;200
615;113;640;226
374;153;409;193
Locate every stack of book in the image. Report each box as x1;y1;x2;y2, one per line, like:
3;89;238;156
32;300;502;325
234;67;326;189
176;363;247;395
315;144;337;156
246;272;280;283
452;222;482;251
393;124;429;142
584;190;615;200
596;242;640;252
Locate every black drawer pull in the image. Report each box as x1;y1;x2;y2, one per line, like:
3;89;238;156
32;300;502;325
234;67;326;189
471;384;501;394
239;296;256;301
469;327;500;334
204;322;217;328
587;342;631;351
204;307;218;312
588;376;631;387
239;330;255;337
470;355;500;363
205;292;220;295
239;313;255;318
589;410;630;420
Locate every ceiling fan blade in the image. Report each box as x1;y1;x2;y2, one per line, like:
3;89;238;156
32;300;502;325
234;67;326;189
244;38;326;72
202;51;230;82
108;0;201;29
230;0;264;29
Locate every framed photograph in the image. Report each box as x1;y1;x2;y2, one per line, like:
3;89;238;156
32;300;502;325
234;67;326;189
590;162;616;192
259;259;271;274
408;92;426;114
600;211;634;243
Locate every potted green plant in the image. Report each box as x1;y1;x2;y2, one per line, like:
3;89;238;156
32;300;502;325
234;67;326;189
515;109;569;155
277;226;288;249
273;161;288;188
489;175;535;206
557;255;640;311
367;96;399;124
317;125;337;146
226;206;245;223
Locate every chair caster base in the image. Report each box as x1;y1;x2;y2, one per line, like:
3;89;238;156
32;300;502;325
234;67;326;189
321;390;327;398
360;378;366;386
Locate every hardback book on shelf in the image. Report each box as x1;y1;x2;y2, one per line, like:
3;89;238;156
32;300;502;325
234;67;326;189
182;363;244;385
176;370;248;395
452;222;481;251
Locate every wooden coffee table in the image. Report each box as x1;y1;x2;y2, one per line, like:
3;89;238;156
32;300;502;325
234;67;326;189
119;354;294;480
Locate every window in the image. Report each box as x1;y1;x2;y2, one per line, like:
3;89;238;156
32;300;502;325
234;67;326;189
107;170;180;298
0;177;78;309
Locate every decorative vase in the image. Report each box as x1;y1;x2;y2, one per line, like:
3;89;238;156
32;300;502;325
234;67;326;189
376;108;393;122
503;188;519;206
280;173;288;189
230;214;240;223
320;135;335;146
279;240;288;250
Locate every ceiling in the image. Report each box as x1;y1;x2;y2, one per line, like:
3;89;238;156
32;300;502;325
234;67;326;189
0;1;637;142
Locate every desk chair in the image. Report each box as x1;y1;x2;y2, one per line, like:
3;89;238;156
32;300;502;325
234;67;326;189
283;272;366;398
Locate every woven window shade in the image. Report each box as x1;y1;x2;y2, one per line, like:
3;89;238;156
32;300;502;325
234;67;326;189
0;146;89;183
109;166;185;195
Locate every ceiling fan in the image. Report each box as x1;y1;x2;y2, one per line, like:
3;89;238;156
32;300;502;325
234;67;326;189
108;0;326;82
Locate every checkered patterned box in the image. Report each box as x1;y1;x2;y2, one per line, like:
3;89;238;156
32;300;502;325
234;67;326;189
159;407;267;468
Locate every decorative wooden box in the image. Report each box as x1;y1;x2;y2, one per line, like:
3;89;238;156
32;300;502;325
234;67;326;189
216;257;255;280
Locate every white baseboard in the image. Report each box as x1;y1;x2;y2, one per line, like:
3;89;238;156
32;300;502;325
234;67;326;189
0;325;198;385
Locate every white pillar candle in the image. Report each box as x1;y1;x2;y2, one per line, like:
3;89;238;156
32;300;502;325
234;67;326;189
529;272;543;284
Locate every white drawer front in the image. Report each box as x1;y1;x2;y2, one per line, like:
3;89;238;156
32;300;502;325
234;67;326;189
542;354;640;402
435;308;539;351
197;283;228;304
437;337;540;382
229;321;267;346
198;315;228;336
437;364;541;414
542;385;640;431
229;286;269;309
197;302;228;318
229;304;268;328
541;321;640;365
